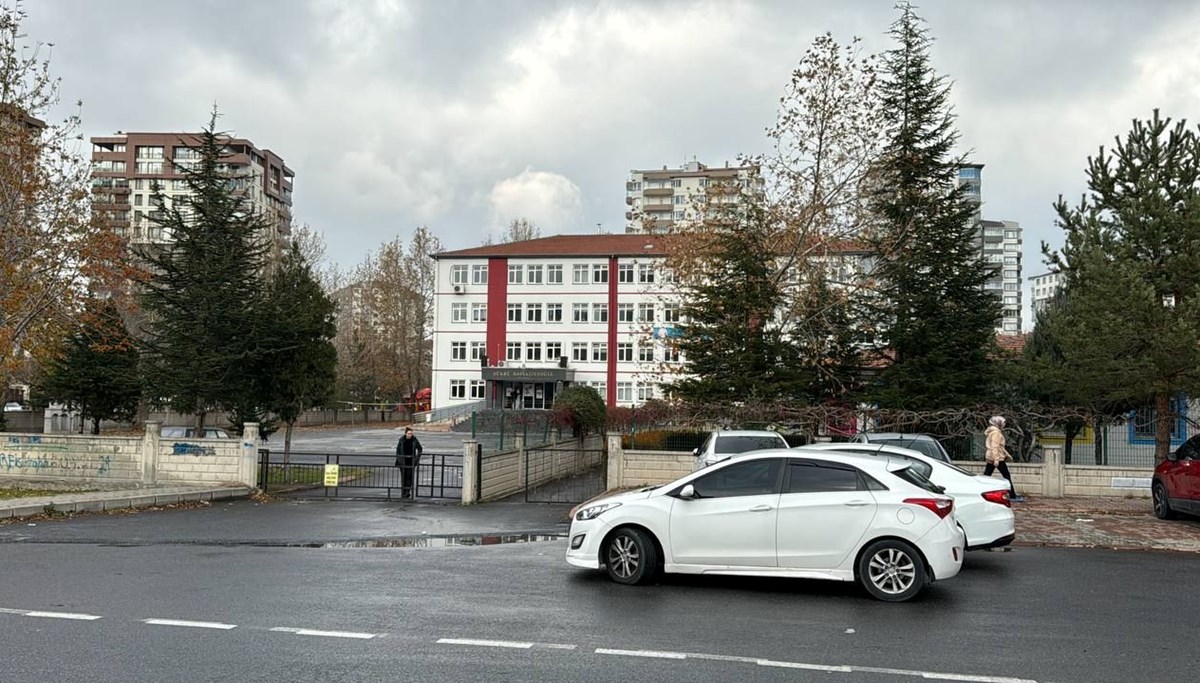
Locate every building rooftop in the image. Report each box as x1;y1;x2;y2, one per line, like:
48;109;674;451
437;234;669;259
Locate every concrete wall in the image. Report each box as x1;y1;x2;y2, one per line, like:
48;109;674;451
474;434;605;503
0;422;259;490
479;448;522;501
614;449;694;488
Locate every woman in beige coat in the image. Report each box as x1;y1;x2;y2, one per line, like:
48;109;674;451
984;416;1023;502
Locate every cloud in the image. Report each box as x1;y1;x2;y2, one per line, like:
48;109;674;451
488;168;584;235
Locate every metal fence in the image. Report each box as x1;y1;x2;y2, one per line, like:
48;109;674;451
524;445;607;504
258;449;462;500
460;409;563;453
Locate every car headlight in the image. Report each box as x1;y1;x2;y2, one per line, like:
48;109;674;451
575;502;622;521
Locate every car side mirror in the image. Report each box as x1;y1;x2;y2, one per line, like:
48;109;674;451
691;448;699;457
677;484;697;500
1166;450;1178;462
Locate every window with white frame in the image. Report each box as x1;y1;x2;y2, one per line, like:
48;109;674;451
546;342;562;360
592;263;609;284
451;303;467;323
663;345;680;363
572;342;588;362
506;342;522;361
525;342;542;361
450;380;466;399
573;303;589;323
617;343;633;362
1004;230;1020;239
1004;283;1019;291
617;382;633;403
618;264;634;283
471;264;488;284
592;342;608;362
508;265;523;284
638;345;654;363
527;265;543;284
547;265;563;284
450;265;468;285
663;304;681;324
469;380;485;399
672;194;685;205
1004;256;1018;265
637;303;654;322
660;267;677;284
526;303;543;323
507;304;522;323
572;264;589;284
470;342;485;361
593;303;608;323
1004;243;1020;252
673;211;684;220
617;303;634;322
592;381;606;397
637;383;655;401
471;303;487;322
546;303;563;322
450;342;467;361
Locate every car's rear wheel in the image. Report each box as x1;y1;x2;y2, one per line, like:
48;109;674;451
603;527;659;585
858;539;926;602
1153;482;1176;520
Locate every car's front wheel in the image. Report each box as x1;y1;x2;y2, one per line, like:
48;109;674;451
1153;481;1176;520
858;539;927;602
603;527;659;585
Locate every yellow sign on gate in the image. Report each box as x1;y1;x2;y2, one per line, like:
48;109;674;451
323;464;340;487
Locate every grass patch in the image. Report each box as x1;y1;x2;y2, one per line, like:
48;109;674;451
264;465;372;486
0;488;94;501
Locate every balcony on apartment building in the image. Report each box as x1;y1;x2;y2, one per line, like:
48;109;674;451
643;187;673;197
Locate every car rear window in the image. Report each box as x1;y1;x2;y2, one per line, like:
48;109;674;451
892;467;943;494
715;435;786;454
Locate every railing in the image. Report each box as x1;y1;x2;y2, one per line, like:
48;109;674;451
257;449;462;500
412;400;485;424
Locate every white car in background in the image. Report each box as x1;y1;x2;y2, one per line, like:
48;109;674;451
567;450;964;602
692;429;789;470
798;442;1015;551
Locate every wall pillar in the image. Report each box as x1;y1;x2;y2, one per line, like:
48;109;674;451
606;431;624;491
142;421;161;487
462;439;479;504
515;434;526;489
241;422;260;488
1042;445;1064;498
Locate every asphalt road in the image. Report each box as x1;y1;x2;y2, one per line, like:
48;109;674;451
1;532;1196;682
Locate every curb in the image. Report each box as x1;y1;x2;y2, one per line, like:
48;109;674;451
0;487;255;521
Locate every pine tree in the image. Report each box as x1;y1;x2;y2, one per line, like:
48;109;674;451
1047;110;1200;462
260;241;338;460
864;2;1001;410
40;298;141;434
137;113;272;432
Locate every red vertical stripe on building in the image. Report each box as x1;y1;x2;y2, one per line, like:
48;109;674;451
486;258;507;368
607;256;618;408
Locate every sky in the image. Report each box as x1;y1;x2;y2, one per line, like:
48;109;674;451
24;0;1200;328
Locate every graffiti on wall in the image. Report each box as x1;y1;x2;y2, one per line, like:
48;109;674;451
0;452;113;477
171;442;216;457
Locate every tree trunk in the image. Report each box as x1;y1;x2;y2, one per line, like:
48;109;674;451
1063;419;1082;466
284;420;294;465
91;417;101;435
195;410;207;434
1155;392;1172;463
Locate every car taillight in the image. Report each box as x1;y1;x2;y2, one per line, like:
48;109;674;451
904;497;954;519
982;490;1011;507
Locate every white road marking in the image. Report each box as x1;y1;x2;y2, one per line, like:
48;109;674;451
540;643;578;650
595;648;688;660
23;611;103;621
437;638;534;649
758;658;853;672
270;627;378;640
142;619;237;630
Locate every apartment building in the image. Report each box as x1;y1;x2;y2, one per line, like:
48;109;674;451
430;235;683;410
1030;271;1063;317
625;159;761;233
958;164;1023;333
90;132;293;251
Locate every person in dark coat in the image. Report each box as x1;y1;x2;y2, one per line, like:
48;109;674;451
396;427;423;498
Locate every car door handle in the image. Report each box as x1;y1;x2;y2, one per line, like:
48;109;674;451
842;500;871;507
749;505;773;512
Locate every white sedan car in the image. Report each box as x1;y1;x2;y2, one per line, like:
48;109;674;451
567;450;964;602
798;443;1015;551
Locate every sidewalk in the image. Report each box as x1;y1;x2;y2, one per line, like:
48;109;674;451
1013;495;1200;552
0;485;253;520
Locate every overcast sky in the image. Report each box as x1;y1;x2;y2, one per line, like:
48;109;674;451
26;0;1200;326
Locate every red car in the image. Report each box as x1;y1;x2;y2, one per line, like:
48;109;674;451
1153;434;1200;519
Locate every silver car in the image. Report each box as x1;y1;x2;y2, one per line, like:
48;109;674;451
851;432;951;463
692;429;790;469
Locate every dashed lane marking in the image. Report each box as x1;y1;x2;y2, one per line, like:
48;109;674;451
23;611;103;621
595;648;688;660
436;638;534;649
142;619;237;630
270;627;379;640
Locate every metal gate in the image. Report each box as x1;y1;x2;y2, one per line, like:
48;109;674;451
258;450;462;500
524;445;606;503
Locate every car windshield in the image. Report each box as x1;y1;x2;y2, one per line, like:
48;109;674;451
715;435;785;454
876;438;945;461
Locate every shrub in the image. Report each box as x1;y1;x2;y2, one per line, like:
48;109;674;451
553;386;606;437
